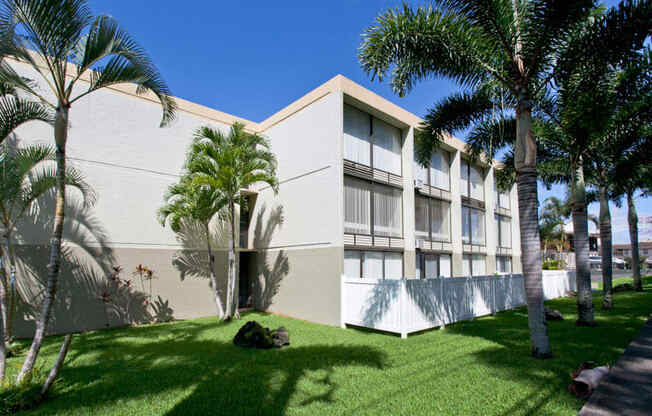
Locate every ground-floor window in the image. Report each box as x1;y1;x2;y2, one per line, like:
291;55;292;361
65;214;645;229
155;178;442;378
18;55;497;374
344;250;403;280
496;256;512;274
416;252;452;278
463;254;486;276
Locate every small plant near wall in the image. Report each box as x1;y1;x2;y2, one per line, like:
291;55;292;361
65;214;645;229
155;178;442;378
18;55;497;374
133;265;157;308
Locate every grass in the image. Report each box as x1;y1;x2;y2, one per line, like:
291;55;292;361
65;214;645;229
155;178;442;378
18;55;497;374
595;273;651;290
6;276;652;416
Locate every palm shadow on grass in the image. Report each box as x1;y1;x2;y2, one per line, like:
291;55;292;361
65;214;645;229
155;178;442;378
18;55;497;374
17;312;385;416
441;276;652;415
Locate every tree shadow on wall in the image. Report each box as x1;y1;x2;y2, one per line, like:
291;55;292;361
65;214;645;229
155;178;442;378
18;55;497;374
13;192;159;336
251;205;288;311
170;218;230;307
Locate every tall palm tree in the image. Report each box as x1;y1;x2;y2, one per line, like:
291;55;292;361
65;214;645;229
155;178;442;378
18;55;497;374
159;175;227;318
0;0;176;382
0;142;93;379
187;123;278;319
359;0;600;357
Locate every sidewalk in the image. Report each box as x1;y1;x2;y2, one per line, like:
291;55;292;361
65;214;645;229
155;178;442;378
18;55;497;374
579;315;652;416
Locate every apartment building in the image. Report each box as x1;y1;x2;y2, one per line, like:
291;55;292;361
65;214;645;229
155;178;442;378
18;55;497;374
613;242;652;259
11;58;520;333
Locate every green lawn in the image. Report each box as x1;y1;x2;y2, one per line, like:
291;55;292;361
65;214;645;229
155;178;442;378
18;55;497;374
8;276;652;416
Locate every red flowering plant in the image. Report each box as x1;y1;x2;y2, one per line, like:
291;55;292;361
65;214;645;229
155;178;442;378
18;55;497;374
133;264;157;310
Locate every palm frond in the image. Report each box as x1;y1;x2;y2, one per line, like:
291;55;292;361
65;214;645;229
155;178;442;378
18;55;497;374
0;94;53;144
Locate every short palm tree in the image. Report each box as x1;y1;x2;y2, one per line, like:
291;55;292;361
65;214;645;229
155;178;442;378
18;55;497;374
159;175;227;318
0;0;177;382
359;0;601;357
0;142;93;379
187;123;278;319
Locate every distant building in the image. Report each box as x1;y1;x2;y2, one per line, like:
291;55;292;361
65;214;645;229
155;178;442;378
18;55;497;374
613;241;652;262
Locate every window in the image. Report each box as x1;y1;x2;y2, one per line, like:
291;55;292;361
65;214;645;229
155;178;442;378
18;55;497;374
461;160;484;201
344;105;371;166
493;182;510;209
495;215;512;248
496;256;512;274
373;118;402;175
415;195;451;242
414;149;450;190
344;250;403;279
344;176;402;238
416;252;452;278
344;177;370;234
463;254;486;276
462;206;485;245
343;104;402;175
373;184;402;237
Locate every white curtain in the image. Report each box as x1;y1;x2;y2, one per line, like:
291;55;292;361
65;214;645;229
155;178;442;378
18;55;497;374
414;159;428;184
497;256;512;274
344;105;371;166
472;255;486;276
384;252;403;279
362;251;383;279
471;208;485;245
439;254;451;277
462;206;471;244
372;117;402;175
416;253;422;279
344;251;361;279
430;150;450;190
463;254;471;276
415;196;429;239
344;177;370;234
431;199;451;242
373;184;402;237
500;191;510;209
460;160;469;197
499;215;511;248
424;254;438;279
470;164;484;201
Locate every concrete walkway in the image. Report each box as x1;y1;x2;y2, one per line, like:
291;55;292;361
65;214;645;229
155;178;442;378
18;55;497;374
579;315;652;416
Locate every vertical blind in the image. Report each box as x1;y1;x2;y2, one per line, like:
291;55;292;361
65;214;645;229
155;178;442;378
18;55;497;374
463;254;486;276
373;185;403;237
344;176;402;238
373;117;402;175
462;206;485;245
343;104;402;175
344;176;370;234
430;151;450;190
415;196;451;242
495;215;512;248
417;253;452;278
343;105;371;166
461;160;484;200
494;183;510;209
344;250;403;279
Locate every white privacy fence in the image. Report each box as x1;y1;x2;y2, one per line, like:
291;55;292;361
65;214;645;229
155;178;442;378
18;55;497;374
341;271;576;338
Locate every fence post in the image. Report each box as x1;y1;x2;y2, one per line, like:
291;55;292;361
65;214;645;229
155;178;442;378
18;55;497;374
439;277;446;329
340;274;346;329
400;279;407;339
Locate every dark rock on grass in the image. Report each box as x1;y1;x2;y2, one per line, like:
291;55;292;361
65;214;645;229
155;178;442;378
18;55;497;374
233;321;290;349
545;307;564;321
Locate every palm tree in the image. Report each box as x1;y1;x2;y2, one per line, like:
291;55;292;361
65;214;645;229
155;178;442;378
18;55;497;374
187;123;278;319
0;142;93;379
539;196;571;256
359;0;603;356
159;175;227;318
0;0;177;382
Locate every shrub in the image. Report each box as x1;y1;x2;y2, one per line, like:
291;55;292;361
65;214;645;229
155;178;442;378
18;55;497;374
542;259;564;270
0;367;46;415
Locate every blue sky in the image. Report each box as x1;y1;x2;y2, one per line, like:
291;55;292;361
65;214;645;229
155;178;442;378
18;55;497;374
88;1;650;244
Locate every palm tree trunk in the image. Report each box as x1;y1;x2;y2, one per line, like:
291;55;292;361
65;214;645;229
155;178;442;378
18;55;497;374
571;161;594;325
227;201;239;319
514;97;551;358
627;190;642;291
599;184;613;309
0;233;10;343
17;105;69;383
204;223;225;319
40;333;72;396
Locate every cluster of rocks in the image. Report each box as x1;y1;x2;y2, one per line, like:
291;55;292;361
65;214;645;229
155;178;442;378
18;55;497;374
233;321;290;349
